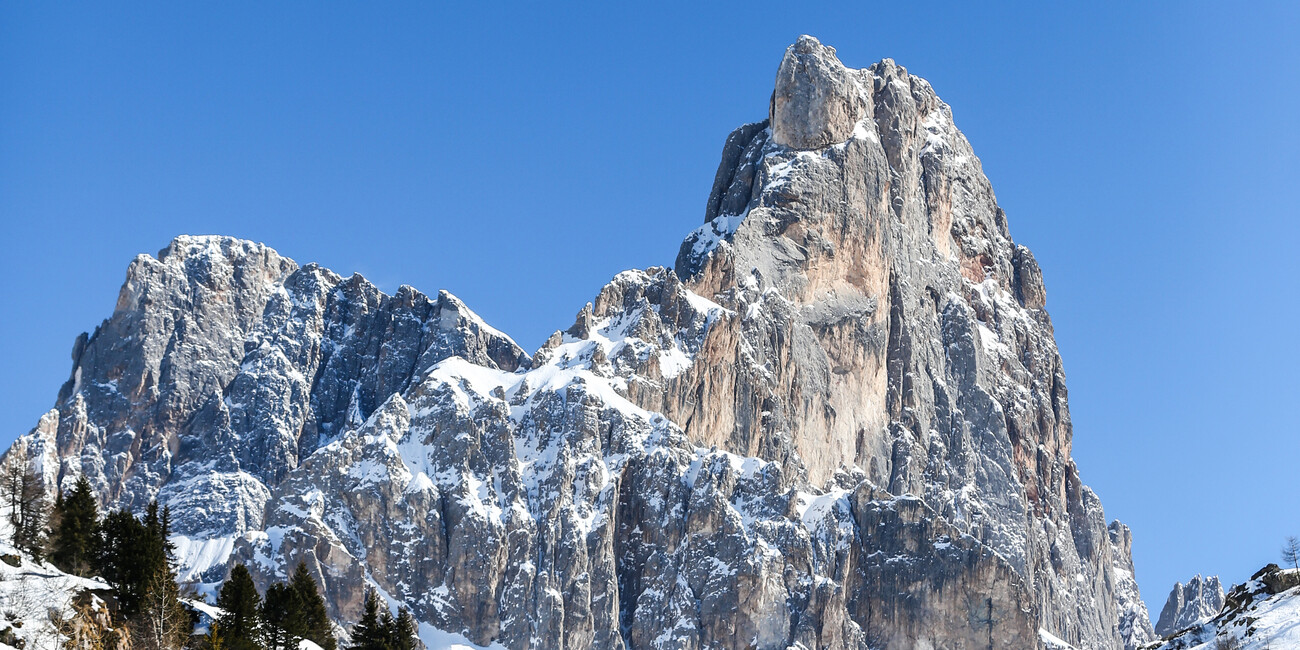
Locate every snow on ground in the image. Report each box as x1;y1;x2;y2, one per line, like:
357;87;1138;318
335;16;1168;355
1040;628;1079;649
418;622;506;650
1150;568;1300;650
172;533;238;583
0;542;109;650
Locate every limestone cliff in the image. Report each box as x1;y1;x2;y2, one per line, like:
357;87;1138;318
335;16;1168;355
4;36;1149;650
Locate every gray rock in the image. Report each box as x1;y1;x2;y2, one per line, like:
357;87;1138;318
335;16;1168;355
1155;574;1225;636
4;35;1151;650
10;235;528;552
770;36;868;150
1109;521;1156;649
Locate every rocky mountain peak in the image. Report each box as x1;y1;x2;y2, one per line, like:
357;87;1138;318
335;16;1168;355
770;35;869;150
1155;573;1226;636
1108;521;1156;649
3;36;1153;650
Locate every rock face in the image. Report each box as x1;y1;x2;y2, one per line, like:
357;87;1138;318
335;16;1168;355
770;35;868;150
1154;574;1225;637
6;235;528;580
5;36;1148;650
1109;522;1155;649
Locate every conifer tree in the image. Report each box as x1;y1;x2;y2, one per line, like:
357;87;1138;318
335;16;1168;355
289;563;336;650
347;588;385;650
378;609;396;646
97;502;176;619
216;563;264;650
1282;536;1300;572
391;608;417;650
97;508;150;616
50;475;97;575
141;500;172;582
205;621;226;650
261;583;295;650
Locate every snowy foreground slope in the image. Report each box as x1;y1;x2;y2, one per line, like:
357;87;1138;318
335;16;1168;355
4;36;1164;649
0;541;111;650
1144;566;1300;650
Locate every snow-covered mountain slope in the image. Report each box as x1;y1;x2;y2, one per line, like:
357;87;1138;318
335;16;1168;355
3;35;1155;649
1146;565;1300;650
0;542;114;650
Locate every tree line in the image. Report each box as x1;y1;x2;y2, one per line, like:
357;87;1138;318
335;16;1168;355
214;564;417;650
3;458;417;650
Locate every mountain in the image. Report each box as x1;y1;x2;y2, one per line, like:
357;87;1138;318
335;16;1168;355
1146;565;1299;650
1112;522;1157;648
1155;575;1226;638
4;36;1151;649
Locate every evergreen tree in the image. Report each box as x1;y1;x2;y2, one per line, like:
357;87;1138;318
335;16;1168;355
289;563;336;650
161;505;176;563
216;563;264;650
378;609;396;648
391;609;417;650
261;583;295;650
96;503;176;619
97;508;150;616
346;588;385;650
141;500;172;581
50;475;97;575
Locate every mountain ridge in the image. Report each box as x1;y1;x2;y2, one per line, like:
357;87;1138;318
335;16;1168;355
4;35;1152;650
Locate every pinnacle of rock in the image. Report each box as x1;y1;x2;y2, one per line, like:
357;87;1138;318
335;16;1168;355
769;35;868;150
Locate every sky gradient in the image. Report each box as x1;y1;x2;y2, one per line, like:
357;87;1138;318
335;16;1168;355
2;2;1297;616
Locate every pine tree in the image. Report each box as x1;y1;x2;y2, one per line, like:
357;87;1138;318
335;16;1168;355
96;502;176;620
161;505;176;563
289;563;336;650
261;583;295;650
205;621;226;650
16;465;47;559
141;500;172;582
390;608;417;650
377;609;396;647
97;508;150;616
347;588;385;650
216;563;264;650
50;475;97;575
260;564;335;650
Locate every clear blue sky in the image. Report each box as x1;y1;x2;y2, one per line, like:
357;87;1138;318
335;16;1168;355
2;2;1296;616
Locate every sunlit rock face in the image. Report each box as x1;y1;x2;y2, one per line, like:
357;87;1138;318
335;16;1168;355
1155;574;1225;637
6;35;1147;650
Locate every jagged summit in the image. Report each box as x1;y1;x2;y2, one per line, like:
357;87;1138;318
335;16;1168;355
1155;574;1226;637
3;38;1150;650
770;35;868;150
